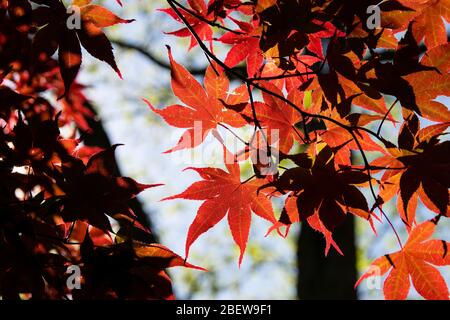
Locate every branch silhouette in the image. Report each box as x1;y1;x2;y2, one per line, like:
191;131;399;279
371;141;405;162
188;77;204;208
111;38;246;77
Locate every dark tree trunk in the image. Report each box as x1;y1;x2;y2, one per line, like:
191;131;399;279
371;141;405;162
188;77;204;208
297;214;357;299
83;103;158;243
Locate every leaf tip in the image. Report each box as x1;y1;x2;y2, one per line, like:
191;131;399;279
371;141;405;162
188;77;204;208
142;98;157;112
142;183;164;190
116;68;123;79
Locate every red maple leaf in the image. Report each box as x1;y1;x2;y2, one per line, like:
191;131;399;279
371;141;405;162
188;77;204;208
145;48;248;153
163;147;277;265
160;0;215;50
259;54;320;92
219;18;264;77
31;0;133;95
356;220;450;300
319;111;387;167
385;0;450;49
404;44;450;122
242;81;305;153
306;20;345;59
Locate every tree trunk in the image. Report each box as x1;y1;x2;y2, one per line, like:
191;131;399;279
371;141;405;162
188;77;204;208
83;103;158;243
297;214;357;299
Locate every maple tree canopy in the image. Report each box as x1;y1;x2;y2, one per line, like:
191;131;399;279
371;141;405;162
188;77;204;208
1;0;449;300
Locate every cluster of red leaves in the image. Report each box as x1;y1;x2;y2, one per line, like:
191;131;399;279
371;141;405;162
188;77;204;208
0;0;199;299
154;0;450;299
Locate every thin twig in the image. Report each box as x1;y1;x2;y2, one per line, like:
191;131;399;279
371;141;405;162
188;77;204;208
377;98;398;136
170;0;245;35
350;132;403;249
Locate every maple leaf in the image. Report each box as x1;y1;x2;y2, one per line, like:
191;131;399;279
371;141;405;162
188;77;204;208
274;192;344;256
7;0;32;31
404;44;450;122
267;144;373;233
324;0;411;27
219;18;264;77
306;47;393;119
242;81;304;154
257;1;327;62
339;76;392;118
159;0;215;50
55;145;162;233
347;23;399;51
388;0;450;49
59;82;95;133
163;147;277;265
0;86;30;120
319;111;387;167
416;122;450;144
131;242;205;273
365;23;438;115
333;51;393;118
356;220;450;300
374;113;450;226
207;0;252;16
308;21;343;58
398;144;450;217
145;48;247;153
76;235;203;299
259;54;320;93
59;138;102;165
9;112;66;167
30;0;133;95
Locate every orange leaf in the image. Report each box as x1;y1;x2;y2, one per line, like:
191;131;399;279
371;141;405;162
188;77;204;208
146;49;248;153
357;221;450;300
80;5;134;28
163;147;277;265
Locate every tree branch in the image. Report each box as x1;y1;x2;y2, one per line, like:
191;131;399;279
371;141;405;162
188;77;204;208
111;38;247;77
111;39;206;75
